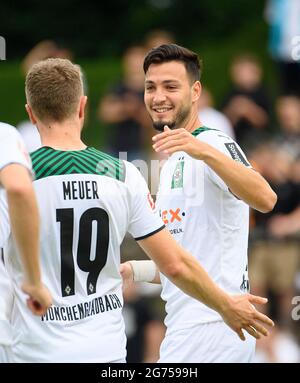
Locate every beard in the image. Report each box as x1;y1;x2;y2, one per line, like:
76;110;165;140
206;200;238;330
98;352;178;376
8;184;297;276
152;104;191;132
153;121;176;132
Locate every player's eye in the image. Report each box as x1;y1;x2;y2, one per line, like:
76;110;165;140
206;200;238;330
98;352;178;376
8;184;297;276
166;86;178;91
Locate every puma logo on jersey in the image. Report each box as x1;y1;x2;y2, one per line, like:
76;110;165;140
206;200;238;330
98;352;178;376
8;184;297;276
63;180;100;200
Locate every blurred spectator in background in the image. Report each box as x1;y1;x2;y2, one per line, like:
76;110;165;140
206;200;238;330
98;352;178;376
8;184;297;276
144;30;175;51
265;0;300;96
123;282;165;363
198;87;235;139
98;45;152;161
273;95;300;158
21;40;74;75
249;142;300;329
17;40;87;152
254;324;300;363
222;54;271;151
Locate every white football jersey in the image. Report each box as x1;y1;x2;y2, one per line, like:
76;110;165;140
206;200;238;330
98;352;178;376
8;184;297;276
0;122;32;247
0;122;31;346
3;146;164;362
157;127;251;333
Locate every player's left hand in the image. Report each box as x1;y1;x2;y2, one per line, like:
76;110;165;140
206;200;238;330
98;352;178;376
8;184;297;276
152;126;209;159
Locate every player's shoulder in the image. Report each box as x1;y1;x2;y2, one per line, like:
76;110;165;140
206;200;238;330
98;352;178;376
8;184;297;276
89;148;127;182
122;160;145;185
30;146;128;182
193;125;239;149
194;126;251;167
0;122;20;141
193;125;232;143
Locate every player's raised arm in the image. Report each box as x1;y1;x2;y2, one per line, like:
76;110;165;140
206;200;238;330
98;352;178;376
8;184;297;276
152;126;277;213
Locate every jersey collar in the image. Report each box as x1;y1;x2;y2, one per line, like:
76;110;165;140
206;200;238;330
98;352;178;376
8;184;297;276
191;126;219;137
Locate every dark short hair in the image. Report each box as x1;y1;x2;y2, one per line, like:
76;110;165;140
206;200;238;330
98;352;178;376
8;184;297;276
143;44;202;83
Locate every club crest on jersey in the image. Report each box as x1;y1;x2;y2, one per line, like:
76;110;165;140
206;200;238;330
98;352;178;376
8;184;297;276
171;157;185;189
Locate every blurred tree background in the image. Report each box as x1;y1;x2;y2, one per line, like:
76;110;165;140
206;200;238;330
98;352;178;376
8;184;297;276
0;0;275;148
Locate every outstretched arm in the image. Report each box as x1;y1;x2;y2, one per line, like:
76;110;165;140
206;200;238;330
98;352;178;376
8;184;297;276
122;228;274;341
120;260;161;285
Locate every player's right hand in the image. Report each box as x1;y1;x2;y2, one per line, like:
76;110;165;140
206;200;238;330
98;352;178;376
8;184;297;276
221;294;274;341
21;282;53;316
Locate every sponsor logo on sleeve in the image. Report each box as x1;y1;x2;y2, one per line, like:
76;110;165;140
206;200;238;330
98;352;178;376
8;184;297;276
225;142;250;166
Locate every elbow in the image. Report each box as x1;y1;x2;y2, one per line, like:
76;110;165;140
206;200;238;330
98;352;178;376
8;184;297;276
163;261;183;280
6;182;32;199
258;190;277;213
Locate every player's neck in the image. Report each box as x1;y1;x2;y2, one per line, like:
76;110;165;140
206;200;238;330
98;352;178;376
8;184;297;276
181;112;202;134
38;121;86;151
42;138;86;151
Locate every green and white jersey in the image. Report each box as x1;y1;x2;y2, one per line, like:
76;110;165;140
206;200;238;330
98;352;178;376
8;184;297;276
0;123;31;344
0;122;31;176
4;146;164;362
157;127;251;333
0;123;32;247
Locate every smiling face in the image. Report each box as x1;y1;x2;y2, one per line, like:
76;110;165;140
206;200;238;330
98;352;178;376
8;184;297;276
144;61;200;131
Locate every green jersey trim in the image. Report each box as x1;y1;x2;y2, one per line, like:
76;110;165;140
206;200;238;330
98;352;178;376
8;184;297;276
30;147;126;182
191;126;219;137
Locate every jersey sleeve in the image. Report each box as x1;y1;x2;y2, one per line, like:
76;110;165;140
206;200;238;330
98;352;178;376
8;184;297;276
125;162;165;240
0;192;10;248
0;124;30;250
0;123;32;175
197;131;251;192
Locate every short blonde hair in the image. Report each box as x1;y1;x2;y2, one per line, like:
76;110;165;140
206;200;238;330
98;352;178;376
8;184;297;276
25;58;83;122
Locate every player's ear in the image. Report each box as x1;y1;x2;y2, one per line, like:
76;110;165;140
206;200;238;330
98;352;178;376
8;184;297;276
25;104;37;125
192;81;201;103
79;95;88;119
